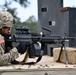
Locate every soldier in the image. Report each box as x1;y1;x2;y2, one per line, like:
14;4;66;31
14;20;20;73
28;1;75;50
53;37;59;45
0;10;27;65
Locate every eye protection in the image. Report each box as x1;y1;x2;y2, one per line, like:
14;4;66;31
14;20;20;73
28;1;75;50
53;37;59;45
3;27;11;30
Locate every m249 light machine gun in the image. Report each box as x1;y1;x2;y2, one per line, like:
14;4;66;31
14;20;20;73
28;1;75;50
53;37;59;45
6;27;76;65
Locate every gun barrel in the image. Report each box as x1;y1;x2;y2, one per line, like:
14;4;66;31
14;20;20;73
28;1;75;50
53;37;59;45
5;33;76;45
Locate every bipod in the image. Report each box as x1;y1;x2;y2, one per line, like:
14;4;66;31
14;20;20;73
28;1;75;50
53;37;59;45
56;41;69;64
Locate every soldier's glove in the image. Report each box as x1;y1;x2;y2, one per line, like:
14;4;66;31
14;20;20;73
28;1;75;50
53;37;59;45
16;42;27;54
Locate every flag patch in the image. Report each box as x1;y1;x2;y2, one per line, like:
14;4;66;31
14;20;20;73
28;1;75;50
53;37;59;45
0;38;4;44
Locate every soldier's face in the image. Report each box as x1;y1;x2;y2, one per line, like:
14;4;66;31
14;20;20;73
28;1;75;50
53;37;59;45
1;27;11;34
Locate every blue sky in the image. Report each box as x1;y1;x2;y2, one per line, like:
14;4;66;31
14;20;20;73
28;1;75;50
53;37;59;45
15;0;38;22
0;0;76;22
0;0;38;22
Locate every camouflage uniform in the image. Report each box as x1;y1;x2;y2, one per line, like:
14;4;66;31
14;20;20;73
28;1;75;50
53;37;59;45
0;10;19;65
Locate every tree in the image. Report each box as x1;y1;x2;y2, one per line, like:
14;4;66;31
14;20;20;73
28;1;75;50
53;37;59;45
16;16;38;33
0;0;30;21
26;16;37;23
0;0;38;33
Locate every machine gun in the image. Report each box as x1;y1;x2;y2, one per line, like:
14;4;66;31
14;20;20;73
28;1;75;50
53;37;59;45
6;26;76;64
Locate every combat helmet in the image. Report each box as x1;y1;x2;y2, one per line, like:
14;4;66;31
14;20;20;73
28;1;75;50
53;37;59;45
0;10;15;29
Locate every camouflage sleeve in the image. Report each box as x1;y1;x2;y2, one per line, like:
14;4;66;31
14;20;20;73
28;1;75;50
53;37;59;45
0;47;19;65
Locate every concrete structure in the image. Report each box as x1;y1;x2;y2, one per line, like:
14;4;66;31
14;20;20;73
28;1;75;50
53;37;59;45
38;0;76;56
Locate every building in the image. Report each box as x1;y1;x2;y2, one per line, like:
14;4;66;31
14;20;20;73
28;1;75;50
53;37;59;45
38;0;76;56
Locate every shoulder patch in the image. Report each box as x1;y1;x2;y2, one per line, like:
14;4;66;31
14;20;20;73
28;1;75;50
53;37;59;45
0;38;4;44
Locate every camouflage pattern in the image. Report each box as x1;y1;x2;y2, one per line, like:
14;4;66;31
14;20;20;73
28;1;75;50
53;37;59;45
0;34;19;65
0;10;14;29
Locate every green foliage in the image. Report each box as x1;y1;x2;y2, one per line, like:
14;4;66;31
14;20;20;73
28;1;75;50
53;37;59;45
0;0;30;20
26;16;37;23
14;0;30;7
1;0;29;8
16;16;38;33
16;22;38;33
0;0;38;33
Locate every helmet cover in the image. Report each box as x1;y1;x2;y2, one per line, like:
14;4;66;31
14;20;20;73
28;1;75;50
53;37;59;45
0;10;14;29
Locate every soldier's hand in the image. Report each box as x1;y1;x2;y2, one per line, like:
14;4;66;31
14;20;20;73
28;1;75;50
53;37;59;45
16;42;27;54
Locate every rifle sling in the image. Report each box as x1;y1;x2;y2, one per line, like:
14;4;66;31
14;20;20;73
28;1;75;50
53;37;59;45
11;56;42;65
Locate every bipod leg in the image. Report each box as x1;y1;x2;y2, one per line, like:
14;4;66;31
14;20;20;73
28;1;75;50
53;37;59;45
63;43;69;64
56;43;64;62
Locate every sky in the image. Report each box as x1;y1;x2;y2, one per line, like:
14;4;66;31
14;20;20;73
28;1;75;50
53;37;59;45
0;0;76;22
15;0;38;22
